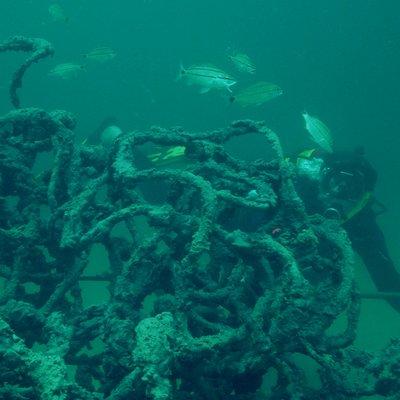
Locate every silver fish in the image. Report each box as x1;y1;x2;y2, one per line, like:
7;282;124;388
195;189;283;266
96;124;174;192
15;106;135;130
302;113;333;153
48;63;85;79
84;47;116;63
179;63;236;93
228;52;256;74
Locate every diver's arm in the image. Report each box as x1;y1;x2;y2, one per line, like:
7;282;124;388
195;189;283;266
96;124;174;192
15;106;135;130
345;209;400;313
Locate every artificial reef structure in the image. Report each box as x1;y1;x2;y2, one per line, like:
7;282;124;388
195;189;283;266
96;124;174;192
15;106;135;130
0;36;400;400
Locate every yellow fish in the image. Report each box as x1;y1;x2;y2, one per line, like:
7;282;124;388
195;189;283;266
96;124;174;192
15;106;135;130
147;146;186;166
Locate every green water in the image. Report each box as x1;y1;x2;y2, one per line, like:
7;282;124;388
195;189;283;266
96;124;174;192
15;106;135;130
1;1;399;221
1;1;399;397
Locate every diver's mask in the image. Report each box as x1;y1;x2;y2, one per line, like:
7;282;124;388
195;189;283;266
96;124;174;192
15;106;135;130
321;165;368;221
322;167;366;201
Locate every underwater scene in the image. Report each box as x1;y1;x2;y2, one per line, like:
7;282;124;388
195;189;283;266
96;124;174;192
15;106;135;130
0;1;399;399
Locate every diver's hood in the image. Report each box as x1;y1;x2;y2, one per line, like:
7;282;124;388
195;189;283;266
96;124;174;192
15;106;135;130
323;149;377;193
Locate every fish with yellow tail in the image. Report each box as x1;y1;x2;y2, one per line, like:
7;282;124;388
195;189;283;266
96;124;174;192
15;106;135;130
147;146;186;166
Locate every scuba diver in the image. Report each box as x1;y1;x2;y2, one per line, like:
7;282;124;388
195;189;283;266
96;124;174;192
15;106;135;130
88;118;400;313
296;147;400;313
143;142;400;313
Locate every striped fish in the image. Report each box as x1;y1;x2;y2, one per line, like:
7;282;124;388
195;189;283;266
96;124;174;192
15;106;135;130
178;63;236;93
228;52;256;74
84;47;116;62
48;63;85;79
230;81;283;106
302;113;333;153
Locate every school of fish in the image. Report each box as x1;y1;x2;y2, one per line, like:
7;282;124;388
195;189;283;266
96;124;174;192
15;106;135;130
45;2;333;152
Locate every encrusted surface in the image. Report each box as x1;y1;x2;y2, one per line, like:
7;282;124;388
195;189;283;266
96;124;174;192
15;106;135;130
1;37;399;400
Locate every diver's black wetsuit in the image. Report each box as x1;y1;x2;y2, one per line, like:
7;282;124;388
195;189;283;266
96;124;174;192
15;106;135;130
298;149;400;313
345;206;400;311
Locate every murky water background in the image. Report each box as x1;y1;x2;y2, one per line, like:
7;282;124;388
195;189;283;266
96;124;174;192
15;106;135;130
1;1;399;396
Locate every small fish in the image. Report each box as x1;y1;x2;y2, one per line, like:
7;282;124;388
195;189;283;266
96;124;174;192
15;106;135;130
83;47;116;63
230;82;283;106
48;3;69;23
48;63;85;79
178;63;236;93
302;113;333;153
147;146;186;165
228;52;256;74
